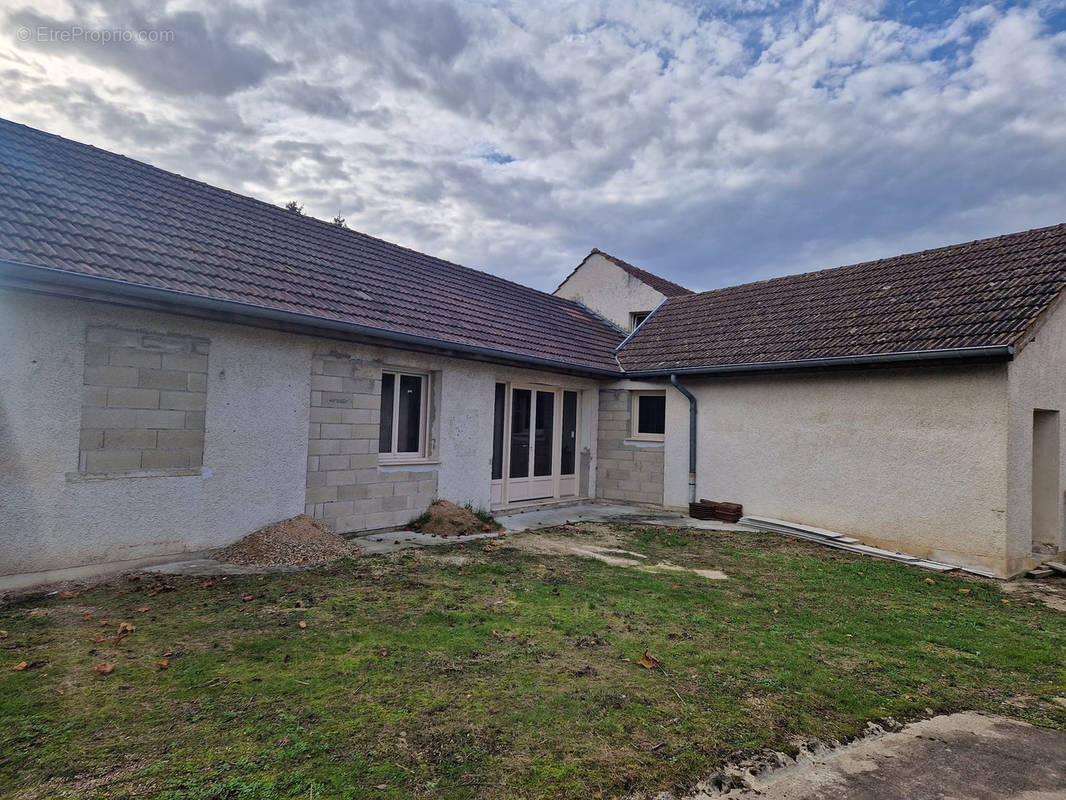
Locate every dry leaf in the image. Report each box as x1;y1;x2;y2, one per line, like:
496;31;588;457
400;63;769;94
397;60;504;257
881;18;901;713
637;650;660;669
94;662;116;675
242;595;253;602
59;590;79;599
116;622;136;634
82;613;92;620
136;607;149;613
92;636;105;643
958;588;971;594
298;621;307;629
12;661;28;671
156;659;170;670
925;578;936;585
380;648;389;657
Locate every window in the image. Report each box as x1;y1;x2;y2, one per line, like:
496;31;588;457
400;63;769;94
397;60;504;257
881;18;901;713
379;370;429;461
631;391;666;440
630;311;652;330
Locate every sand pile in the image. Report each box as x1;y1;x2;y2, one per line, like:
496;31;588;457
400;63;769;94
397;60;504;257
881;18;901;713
216;514;360;567
410;500;501;538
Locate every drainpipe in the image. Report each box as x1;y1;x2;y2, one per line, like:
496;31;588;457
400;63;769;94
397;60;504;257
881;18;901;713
670;373;697;504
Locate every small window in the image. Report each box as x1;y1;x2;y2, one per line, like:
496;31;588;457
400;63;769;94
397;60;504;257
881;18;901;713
379;370;429;461
631;391;666;440
630;311;652;330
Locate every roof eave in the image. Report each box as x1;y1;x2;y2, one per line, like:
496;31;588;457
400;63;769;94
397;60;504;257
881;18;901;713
0;258;625;378
621;345;1016;378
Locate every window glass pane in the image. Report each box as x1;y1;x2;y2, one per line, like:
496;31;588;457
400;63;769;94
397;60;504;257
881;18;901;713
533;391;554;477
492;382;506;480
397;374;423;453
509;389;531;478
637;394;665;435
379;372;395;453
561;391;577;475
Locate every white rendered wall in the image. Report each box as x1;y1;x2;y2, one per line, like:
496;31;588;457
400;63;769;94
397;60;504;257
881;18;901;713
554;253;667;331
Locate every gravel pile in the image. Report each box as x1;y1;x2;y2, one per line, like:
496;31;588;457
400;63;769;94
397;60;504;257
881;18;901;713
216;514;360;567
410;500;500;538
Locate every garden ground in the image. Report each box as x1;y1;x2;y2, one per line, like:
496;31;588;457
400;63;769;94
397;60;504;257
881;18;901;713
2;522;1065;799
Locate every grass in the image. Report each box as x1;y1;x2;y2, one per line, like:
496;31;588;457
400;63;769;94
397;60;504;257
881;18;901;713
1;523;1064;800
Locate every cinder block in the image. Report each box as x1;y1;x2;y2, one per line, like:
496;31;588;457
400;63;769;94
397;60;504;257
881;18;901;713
191;338;210;355
107;387;160;409
339;438;372;454
364;510;409;530
310;375;344;393
308;423;321;440
367;482;395;498
156;429;204;449
135;409;187;429
159;390;206;411
319;359;354;377
108;347;162;369
320;391;354;408
321;501;355;517
308;439;341;456
141;449;192;469
306;486;338;504
83;343;111;366
79;429;104;451
349;453;378;469
326;470;356;486
307;456;319;473
306;471;327;489
382;495;412;512
310;407;349;424
81;407;138;429
84;449;141;472
351;393;380;410
356;497;384;514
334;513;366;533
320;423;353;439
140;334;189;353
390;480;420;497
341;377;376;394
104;429;158;449
138;368;189;390
84;365;140;388
82;385;108;408
187;373;208;392
341;409;374;424
161;352;208;372
417;478;438;494
337;483;370;500
184;411;206;430
319;454;351;472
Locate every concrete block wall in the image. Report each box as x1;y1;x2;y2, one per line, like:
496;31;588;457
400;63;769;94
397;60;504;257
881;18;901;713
595;388;664;505
304;353;438;532
79;326;209;473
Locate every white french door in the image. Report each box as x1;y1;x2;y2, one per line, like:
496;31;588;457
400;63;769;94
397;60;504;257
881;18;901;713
491;383;579;506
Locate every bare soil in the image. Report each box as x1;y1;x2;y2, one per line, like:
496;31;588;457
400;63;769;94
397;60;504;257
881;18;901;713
216;514;360;567
411;500;499;537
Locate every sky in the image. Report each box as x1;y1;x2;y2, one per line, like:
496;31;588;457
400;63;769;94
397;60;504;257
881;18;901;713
2;1;1065;293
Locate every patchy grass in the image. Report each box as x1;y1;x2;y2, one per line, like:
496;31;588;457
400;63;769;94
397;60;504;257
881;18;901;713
1;524;1064;800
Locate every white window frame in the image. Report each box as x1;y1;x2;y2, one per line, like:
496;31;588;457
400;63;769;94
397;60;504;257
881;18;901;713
379;369;431;464
630;390;666;442
630;310;652;331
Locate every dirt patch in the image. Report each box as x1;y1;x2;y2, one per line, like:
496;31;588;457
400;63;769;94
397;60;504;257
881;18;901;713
1001;577;1066;613
410;500;500;538
216;514;360;567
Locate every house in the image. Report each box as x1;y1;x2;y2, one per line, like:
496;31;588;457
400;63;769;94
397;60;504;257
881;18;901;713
1;118;1064;589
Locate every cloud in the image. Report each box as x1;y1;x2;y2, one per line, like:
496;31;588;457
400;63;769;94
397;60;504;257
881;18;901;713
1;0;1065;292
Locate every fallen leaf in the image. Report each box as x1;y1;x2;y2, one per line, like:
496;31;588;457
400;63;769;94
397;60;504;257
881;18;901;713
958;588;971;594
925;578;936;585
298;621;307;629
637;650;661;669
136;607;149;613
380;648;389;657
94;663;116;675
285;587;296;594
99;620;111;626
93;636;105;643
82;613;91;620
156;659;169;670
117;622;136;634
59;590;79;599
12;661;27;671
242;595;253;602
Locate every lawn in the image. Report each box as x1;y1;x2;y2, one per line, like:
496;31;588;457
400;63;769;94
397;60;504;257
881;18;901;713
2;523;1065;800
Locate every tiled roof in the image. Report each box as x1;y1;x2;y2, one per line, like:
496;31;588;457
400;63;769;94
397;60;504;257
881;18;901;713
592;250;693;297
0;119;624;373
618;224;1066;373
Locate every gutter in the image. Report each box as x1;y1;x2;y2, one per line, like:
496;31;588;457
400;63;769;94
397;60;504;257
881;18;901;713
625;345;1015;378
670;374;698;504
0;258;624;378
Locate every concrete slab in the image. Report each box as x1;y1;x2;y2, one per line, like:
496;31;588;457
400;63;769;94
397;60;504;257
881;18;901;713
686;713;1066;800
497;502;745;533
355;530;498;555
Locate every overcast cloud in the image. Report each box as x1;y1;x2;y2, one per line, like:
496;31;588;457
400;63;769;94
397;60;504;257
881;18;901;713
2;0;1065;291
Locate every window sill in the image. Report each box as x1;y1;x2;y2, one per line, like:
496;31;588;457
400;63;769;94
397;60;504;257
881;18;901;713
624;438;665;447
67;467;204;482
378;459;440;471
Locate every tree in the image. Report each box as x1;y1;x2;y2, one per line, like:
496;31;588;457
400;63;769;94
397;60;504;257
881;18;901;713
331;215;347;228
284;200;303;214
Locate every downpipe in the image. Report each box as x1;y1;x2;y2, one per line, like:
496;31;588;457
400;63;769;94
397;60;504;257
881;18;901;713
670;373;697;504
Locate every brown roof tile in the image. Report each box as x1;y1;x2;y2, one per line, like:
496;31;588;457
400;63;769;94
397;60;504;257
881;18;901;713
618;224;1066;373
0;119;624;373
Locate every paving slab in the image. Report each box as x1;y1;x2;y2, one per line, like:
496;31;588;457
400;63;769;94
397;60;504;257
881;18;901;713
692;713;1066;800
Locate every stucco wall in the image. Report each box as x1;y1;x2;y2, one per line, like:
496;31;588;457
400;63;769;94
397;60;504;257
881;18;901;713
1006;297;1066;574
554;253;666;331
0;290;601;581
661;365;1011;575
